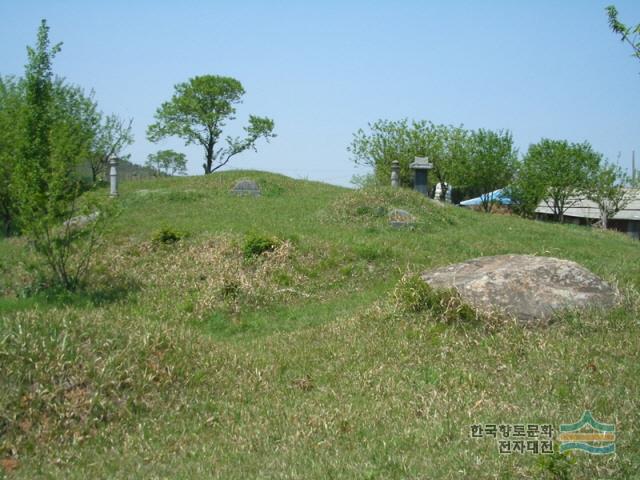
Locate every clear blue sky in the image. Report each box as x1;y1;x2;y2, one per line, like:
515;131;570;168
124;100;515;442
1;1;639;186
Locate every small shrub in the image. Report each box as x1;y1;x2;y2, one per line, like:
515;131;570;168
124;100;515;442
391;273;477;322
392;273;436;313
243;234;280;259
152;227;186;245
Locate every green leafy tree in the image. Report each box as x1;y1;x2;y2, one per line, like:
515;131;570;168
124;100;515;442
586;161;633;229
453;129;518;212
1;76;131;234
606;5;640;60
348;119;467;199
147;75;275;174
0;76;25;234
513;139;600;223
11;20;110;290
431;124;469;201
348;119;422;187
504;174;543;218
50;81;101;181
52;82;133;183
145;149;187;176
89;114;133;183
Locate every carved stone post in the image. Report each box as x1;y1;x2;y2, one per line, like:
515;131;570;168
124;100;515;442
390;160;400;188
109;156;119;197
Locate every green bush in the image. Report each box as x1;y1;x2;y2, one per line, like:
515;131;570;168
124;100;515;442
391;273;477;322
391;273;435;313
152;227;186;245
243;234;280;259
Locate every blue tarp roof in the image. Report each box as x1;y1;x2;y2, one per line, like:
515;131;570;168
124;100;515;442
459;189;513;206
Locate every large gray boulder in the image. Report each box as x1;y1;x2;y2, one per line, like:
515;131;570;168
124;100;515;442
421;254;617;324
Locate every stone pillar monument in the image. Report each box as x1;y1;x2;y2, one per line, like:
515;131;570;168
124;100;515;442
409;157;433;197
390;160;400;188
109;156;119;197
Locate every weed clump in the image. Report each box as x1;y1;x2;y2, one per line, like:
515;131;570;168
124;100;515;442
152;227;186;245
220;276;241;300
243;234;280;259
391;273;477;322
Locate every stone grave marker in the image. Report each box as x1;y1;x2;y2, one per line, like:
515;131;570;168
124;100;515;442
231;179;261;196
388;208;416;228
409;157;433;197
63;211;100;229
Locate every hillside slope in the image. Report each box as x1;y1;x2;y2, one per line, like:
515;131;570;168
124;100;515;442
1;171;639;479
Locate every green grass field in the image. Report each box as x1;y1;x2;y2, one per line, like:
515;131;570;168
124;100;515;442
1;171;639;479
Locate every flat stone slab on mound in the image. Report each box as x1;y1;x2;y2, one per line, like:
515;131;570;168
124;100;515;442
63;211;100;229
231;179;261;196
389;209;416;228
421;254;617;324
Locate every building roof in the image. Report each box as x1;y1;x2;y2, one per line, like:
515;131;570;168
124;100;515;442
459;189;513;206
535;189;640;221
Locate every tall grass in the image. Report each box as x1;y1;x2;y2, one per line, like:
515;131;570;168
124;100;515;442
1;171;639;478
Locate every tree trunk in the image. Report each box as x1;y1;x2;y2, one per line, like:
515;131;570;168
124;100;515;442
556;198;565;223
600;208;608;230
438;183;448;202
204;140;214;174
202;131;216;175
1;204;11;235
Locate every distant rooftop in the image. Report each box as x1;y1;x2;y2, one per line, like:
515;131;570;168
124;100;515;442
535;189;640;221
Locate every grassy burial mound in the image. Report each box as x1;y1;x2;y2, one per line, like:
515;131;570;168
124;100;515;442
1;171;639;479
